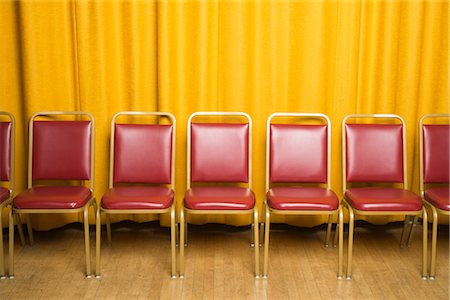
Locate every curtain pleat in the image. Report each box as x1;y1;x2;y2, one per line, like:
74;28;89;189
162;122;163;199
0;0;447;230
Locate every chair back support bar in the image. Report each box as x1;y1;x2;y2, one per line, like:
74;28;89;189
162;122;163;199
342;114;406;192
110;112;176;188
0;112;15;190
419;114;450;195
187;112;252;189
28;112;95;190
266;113;331;191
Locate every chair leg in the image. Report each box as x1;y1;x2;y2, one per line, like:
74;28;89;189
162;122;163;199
175;222;179;248
429;206;438;279
251;223;255;247
253;208;259;278
400;215;411;247
184;213;188;247
8;208;14;278
14;213;25;246
106;214;112;247
406;216;418;247
83;204;92;278
338;207;344;279
170;204;177;278
262;208;270;278
333;222;339;248
422;208;428;280
95;204;101;278
259;203;265;247
179;208;185;278
0;207;5;279
26;215;33;245
325;214;333;247
346;205;355;279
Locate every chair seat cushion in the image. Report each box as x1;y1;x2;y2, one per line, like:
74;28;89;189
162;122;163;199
0;187;10;204
345;187;422;211
185;187;255;210
267;187;339;211
102;186;174;210
424;187;450;211
14;186;92;209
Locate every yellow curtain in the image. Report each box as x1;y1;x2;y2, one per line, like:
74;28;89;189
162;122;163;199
0;0;447;230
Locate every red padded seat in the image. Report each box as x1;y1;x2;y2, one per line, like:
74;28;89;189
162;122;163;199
185;187;255;210
14;186;92;209
267;187;338;211
0;187;10;203
102;186;174;210
424;187;450;211
345;187;422;212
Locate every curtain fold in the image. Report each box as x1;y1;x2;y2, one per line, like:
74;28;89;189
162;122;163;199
0;0;447;230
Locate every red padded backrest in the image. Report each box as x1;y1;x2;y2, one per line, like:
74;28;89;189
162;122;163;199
0;122;11;181
346;124;404;183
32;121;92;180
113;124;173;184
191;123;249;182
270;124;327;183
423;124;450;183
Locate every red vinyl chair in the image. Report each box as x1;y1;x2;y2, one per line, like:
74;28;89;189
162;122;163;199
95;112;177;278
179;112;259;278
419;114;449;279
11;112;97;277
262;113;343;278
342;114;427;279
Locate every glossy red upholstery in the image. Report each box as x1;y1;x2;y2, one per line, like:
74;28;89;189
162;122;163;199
102;186;174;210
345;187;422;211
185;187;255;210
0;122;11;181
267;187;338;210
270;124;327;183
191;123;249;182
32;121;91;180
423;125;450;184
14;186;92;209
113;124;172;184
424;188;450;211
0;187;10;203
346;124;403;183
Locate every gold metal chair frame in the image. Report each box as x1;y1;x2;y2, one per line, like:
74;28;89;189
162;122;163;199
179;112;260;278
342;114;428;280
10;111;97;278
261;113;343;279
419;113;450;280
95;111;177;278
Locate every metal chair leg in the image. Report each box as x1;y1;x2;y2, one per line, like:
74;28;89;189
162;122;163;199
259;203;265;247
406;216;418;247
262;209;270;278
430;206;438;279
170;204;177;278
0;207;5;279
84;204;92;278
251;223;255;247
95;203;101;278
333;222;339;248
253;208;260;278
106;214;112;247
338;207;344;279
422;208;428;279
179;208;185;278
26;215;33;245
346;205;355;279
8;208;14;278
14;213;25;246
325;214;333;247
400;215;411;247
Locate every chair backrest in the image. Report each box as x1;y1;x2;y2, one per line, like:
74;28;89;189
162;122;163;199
110;112;175;188
419;114;450;194
343;114;406;192
266;113;330;190
29;112;94;189
187;112;251;188
0;112;14;188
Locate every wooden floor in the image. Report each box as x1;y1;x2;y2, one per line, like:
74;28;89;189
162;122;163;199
0;221;448;299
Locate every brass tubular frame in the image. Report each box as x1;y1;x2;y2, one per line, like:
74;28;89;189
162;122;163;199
342;114;428;280
95;111;177;278
0;112;19;278
419;113;450;280
262;113;343;279
11;111;96;278
180;112;259;278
